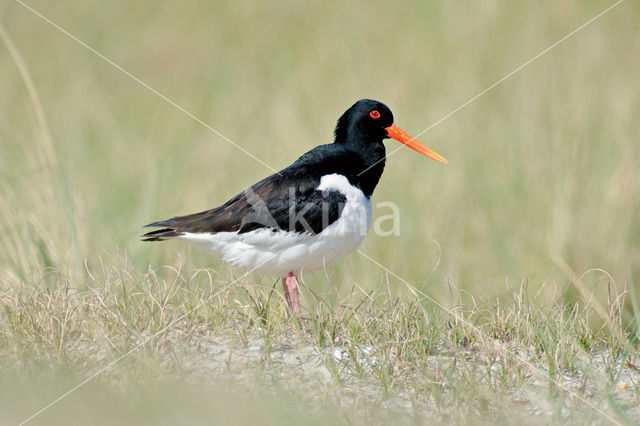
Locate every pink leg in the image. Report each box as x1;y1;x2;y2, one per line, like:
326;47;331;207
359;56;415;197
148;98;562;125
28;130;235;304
282;272;302;323
281;276;291;306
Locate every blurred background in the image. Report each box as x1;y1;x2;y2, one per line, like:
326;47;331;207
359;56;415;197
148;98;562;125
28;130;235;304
1;0;639;309
2;1;640;424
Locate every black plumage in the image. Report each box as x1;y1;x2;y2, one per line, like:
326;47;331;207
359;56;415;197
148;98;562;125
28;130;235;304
143;99;392;240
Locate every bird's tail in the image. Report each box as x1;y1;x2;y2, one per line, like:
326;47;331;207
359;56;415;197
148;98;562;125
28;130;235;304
142;217;187;241
142;208;222;241
141;227;183;241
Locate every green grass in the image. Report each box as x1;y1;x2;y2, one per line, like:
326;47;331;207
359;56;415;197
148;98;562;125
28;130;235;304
1;0;639;424
0;259;637;424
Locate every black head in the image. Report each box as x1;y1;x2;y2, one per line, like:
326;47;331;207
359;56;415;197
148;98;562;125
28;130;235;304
334;99;394;145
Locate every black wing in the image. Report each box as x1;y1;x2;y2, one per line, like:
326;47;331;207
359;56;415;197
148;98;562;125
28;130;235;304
142;145;362;240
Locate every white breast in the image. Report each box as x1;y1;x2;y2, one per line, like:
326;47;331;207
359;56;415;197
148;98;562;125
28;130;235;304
178;174;372;277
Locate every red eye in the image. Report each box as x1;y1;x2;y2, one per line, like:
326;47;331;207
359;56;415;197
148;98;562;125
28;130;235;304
370;110;380;119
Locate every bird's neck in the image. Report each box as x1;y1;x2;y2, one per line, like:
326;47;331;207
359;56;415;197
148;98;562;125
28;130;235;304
352;140;386;197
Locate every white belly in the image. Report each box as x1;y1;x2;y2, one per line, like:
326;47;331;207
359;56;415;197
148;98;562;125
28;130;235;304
178;174;372;277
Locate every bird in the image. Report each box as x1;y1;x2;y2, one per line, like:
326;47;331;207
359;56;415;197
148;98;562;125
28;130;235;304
143;99;447;322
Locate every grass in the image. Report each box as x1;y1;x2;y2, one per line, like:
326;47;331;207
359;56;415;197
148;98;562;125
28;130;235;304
1;259;638;424
1;0;639;424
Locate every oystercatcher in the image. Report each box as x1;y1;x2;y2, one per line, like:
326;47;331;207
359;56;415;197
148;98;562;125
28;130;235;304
143;99;447;321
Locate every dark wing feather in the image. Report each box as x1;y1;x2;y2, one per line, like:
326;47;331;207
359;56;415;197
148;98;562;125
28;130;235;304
142;145;362;240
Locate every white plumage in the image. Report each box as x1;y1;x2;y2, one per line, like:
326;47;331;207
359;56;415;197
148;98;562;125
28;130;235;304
177;174;372;276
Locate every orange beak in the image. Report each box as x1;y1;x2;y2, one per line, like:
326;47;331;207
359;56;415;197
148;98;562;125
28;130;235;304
385;123;448;164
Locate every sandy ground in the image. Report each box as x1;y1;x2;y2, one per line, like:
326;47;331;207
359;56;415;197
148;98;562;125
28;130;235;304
159;327;640;424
